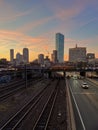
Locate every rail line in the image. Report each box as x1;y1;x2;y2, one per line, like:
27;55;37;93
33;80;60;130
0;79;52;130
0;77;44;101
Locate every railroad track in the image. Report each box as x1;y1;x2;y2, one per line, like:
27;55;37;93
33;79;60;130
0;77;44;101
0;79;52;130
0;77;43;92
32;79;67;130
0;78;67;130
0;79;23;90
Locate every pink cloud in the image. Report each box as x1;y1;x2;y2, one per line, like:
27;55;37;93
0;30;55;61
0;1;34;22
45;0;89;21
17;16;53;33
15;0;86;33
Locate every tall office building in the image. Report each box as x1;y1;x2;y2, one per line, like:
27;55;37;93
16;53;23;65
69;45;86;62
10;49;14;63
52;50;58;63
23;48;29;63
56;33;64;63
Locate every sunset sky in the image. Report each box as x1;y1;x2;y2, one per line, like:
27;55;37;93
0;0;98;61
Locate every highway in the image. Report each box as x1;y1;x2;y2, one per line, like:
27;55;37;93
67;78;98;130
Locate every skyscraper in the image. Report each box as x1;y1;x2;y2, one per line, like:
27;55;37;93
10;49;14;63
23;48;29;63
52;50;58;63
16;52;23;65
56;33;64;63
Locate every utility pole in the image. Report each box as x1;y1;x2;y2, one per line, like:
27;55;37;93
25;64;27;88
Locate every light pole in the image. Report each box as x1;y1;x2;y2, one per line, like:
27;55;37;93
24;63;27;88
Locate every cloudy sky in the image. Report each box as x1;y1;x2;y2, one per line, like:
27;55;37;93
0;0;98;61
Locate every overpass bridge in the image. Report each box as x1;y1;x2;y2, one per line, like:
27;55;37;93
2;65;97;79
44;66;98;78
15;65;98;79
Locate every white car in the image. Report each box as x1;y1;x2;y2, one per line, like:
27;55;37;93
81;82;89;89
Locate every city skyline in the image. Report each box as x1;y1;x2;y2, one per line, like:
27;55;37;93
0;0;98;61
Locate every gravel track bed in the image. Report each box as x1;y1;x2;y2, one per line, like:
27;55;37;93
0;79;50;127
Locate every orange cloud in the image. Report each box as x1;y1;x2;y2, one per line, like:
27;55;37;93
0;30;55;61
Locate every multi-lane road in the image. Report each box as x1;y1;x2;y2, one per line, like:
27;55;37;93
67;78;98;130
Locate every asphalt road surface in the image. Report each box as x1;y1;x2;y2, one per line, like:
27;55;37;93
68;78;98;130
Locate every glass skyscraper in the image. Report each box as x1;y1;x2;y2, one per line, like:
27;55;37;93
56;33;64;63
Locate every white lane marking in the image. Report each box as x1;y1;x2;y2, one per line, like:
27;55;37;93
69;82;86;130
73;92;96;95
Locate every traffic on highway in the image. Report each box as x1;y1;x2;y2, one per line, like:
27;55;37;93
67;76;98;130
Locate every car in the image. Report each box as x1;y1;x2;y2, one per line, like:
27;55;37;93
81;82;89;89
73;75;78;80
